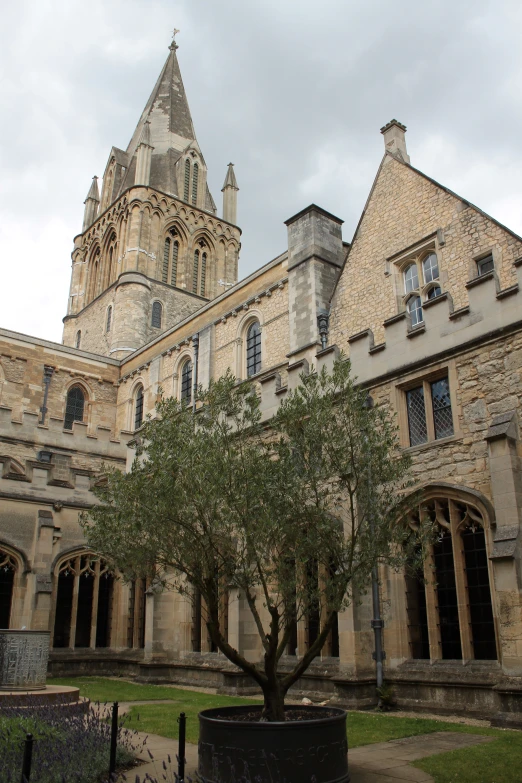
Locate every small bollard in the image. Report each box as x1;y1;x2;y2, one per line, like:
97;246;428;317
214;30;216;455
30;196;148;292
21;733;33;783
109;701;119;780
177;712;186;782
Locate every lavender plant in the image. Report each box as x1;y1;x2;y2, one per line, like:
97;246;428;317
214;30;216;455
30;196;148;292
0;697;144;783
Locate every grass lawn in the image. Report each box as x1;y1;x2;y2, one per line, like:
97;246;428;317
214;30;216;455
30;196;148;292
50;677;522;783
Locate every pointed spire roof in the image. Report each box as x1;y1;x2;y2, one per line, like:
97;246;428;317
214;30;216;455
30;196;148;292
84;176;100;203
222;163;239;191
126;37;196;159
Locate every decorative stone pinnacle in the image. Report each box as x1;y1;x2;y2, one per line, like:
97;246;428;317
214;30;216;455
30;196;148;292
380;119;407;134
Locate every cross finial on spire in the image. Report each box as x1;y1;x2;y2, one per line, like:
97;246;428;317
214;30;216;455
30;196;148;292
170;28;180;51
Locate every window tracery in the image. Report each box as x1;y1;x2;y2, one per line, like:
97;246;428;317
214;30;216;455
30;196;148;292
405;496;497;661
52;554;114;649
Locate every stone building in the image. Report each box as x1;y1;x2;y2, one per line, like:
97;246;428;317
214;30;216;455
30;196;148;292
1;36;522;723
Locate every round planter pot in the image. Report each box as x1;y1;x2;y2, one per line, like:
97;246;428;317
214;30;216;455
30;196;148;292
199;704;349;783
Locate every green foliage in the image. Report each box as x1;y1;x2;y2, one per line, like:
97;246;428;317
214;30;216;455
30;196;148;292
82;359;421;719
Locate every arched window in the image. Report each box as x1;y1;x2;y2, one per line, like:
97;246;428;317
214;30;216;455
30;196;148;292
405;497;497;662
162;237;170;283
106;306;112;332
75;331;81;349
192;162;199;205
407;295;423;327
184;159;191;202
134;385;144;430
404;263;419;293
151;301;162;329
64;386;85;430
193;250;200;293
53;554;114;649
171;241;179;286
180;360;193;404
427;284;442;300
246;321;262;377
200;252;207;296
422;252;439;284
0;549;18;629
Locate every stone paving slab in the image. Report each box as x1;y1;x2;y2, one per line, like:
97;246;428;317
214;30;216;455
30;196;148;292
121;727;492;782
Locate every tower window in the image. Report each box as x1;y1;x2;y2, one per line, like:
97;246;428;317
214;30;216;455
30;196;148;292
192;162;199;206
181;360;193;404
75;331;81;349
151;301;162;329
106;306;112;332
246;321;262;377
64;386;85;431
163;238;171;283
171;241;179;286
134;386;144;430
200;252;207;296
184;159;191;202
193;250;199;293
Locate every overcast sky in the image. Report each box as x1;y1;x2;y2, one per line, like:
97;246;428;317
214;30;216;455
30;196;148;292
1;0;522;343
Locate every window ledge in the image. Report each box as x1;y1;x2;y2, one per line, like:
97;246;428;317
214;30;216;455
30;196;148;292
407;324;426;338
404;432;462;454
465;271;495;289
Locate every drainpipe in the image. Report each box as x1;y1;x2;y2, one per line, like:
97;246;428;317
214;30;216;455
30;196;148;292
317;311;330;351
39;366;55;424
363;393;385;699
192;333;199;414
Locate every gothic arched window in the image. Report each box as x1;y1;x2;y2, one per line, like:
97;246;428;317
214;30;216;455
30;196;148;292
162;237;170;283
151;301;162;329
246;321;262;377
134;385;144;430
171;241;179;286
405;497;497;662
184;159;191;202
193;250;200;293
0;549;18;629
200;252;207;296
192;162;199;206
64;386;85;430
180;360;193;404
75;330;81;349
53;554;114;649
106;305;112;332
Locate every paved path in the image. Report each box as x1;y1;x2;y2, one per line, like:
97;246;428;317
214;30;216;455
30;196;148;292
122;727;492;782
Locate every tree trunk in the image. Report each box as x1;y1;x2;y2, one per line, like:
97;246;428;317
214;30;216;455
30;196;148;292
261;679;286;721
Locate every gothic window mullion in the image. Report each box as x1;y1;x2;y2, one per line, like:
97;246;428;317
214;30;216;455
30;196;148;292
449;501;474;660
89;559;101;649
69;556;81;650
424;381;436;441
423;540;442;660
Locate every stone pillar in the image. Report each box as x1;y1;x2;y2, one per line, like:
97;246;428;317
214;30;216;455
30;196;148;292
285;205;344;361
144;590;155;661
486;411;522;674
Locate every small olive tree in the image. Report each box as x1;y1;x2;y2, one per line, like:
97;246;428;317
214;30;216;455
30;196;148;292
82;359;416;720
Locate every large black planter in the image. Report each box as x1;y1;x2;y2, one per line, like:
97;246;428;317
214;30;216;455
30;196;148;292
198;705;349;783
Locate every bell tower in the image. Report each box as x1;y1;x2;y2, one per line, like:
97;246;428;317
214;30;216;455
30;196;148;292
63;32;242;359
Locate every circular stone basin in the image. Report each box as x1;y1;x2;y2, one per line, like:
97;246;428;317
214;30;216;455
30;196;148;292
199;705;349;783
0;685;81;707
0;630;50;691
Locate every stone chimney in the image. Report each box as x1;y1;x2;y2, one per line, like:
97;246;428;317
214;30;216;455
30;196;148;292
380;119;410;164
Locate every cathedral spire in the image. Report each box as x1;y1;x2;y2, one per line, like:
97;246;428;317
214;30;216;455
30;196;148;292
82;176;100;231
